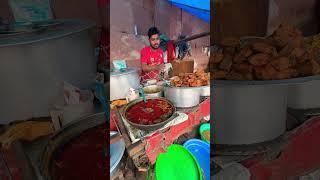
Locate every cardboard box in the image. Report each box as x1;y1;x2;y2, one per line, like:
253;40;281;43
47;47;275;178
169;59;194;77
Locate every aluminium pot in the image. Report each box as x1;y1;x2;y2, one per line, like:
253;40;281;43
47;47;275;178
122;97;177;131
199;85;210;97
288;80;320;109
212;84;287;145
164;86;201;108
110;68;140;101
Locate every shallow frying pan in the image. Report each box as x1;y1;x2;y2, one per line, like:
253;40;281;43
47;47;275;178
122;97;177;132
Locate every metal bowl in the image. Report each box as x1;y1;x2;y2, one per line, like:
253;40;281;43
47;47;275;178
122;97;176;131
143;85;164;97
110;131;125;177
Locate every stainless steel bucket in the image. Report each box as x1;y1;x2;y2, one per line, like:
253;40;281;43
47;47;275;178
212;84;287;145
288;80;320;109
200;85;210;97
164;86;201;108
110;68;140;101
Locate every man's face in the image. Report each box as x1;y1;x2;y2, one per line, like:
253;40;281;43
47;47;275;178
149;34;160;49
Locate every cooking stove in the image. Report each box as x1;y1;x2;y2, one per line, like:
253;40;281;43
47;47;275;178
115;98;209;144
112;98;210;170
119;111;189;143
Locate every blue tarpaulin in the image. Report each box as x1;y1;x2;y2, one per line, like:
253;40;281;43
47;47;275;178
168;0;210;23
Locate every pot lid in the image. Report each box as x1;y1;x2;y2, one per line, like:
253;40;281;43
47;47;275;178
110;68;138;77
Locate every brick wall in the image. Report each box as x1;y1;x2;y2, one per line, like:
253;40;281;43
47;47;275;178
110;0;210;70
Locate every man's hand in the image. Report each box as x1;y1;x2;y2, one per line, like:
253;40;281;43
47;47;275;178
141;63;164;72
158;64;165;71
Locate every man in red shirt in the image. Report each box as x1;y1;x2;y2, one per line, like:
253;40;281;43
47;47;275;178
140;27;165;82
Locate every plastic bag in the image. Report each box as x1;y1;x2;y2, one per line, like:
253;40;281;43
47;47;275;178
50;82;94;130
112;59;127;71
9;0;53;22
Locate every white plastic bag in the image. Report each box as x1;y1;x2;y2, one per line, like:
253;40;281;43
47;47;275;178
50;83;94;130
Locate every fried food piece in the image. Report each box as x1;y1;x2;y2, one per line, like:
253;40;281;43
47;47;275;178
243;72;254;80
226;71;245;80
278;44;294;56
297;53;311;64
171;71;210;86
261;64;278;80
252;42;277;56
254;67;264;79
248;53;270;66
212;71;227;79
232;63;253;74
271;24;303;48
297;60;320;76
212;52;224;63
298;61;313;76
311;60;320;74
290;47;305;58
274;68;298;79
219;54;233;71
111;99;128;107
233;53;247;63
270;57;291;71
239;46;253;58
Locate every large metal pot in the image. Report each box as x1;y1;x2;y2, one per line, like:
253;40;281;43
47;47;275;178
199;85;210;97
110;68;140;101
212;84;287;145
0;19;96;123
122;97;176;131
288;80;320;109
164;86;201;108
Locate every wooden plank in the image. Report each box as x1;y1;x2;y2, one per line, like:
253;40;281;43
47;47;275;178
114;110;132;148
127;140;146;157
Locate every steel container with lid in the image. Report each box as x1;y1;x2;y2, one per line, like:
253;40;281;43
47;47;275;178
110;68;140;101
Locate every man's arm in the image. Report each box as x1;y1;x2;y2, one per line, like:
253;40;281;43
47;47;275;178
140;48;164;72
141;63;164;72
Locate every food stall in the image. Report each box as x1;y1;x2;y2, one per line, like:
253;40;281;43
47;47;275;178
211;1;320;179
109;0;210;179
110;67;210;179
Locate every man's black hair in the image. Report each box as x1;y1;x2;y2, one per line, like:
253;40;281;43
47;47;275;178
147;27;160;39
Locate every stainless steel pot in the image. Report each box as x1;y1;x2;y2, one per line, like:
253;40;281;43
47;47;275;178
164;86;201;108
0;20;96;123
288;80;320;109
199;85;210;97
143;85;164;98
213;84;287;145
110;68;140;101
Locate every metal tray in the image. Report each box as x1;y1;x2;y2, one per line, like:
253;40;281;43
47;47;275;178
39;112;106;180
